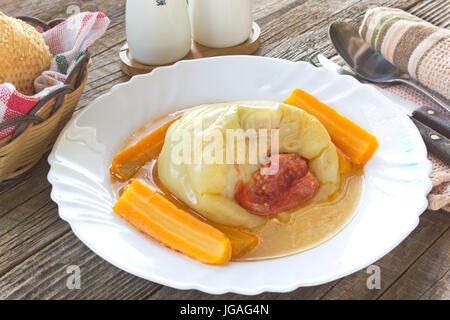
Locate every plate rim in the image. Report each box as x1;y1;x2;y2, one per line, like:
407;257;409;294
48;55;433;295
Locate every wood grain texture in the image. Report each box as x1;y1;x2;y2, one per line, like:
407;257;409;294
380;229;450;300
0;0;449;300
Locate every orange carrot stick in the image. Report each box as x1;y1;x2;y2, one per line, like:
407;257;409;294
111;118;179;181
113;180;232;265
285;89;379;165
337;148;354;175
212;224;259;259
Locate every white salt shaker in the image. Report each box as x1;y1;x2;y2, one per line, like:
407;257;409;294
189;0;253;48
126;0;191;65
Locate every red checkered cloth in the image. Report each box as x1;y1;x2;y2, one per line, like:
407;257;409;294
0;12;110;139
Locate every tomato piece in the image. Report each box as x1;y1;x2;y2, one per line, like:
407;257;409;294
234;154;319;215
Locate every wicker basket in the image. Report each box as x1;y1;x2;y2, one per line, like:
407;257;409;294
0;17;90;183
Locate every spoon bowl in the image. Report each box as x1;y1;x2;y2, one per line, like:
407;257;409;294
329;22;400;82
329;21;449;113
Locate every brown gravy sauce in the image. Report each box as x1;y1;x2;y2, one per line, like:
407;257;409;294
111;111;364;261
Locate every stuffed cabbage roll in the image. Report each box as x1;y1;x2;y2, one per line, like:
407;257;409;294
158;101;340;228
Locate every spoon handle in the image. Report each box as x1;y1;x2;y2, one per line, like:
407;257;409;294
396;78;450;114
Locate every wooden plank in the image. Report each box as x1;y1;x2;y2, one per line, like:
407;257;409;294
380;229;449;300
0;0;123;24
318;211;449;299
295;0;448;62
0;230;161;300
253;0;299;18
0;159;51;218
0;204;69;279
0;232;88;299
0;187;52;238
259;0;423;61
409;0;450;27
419;270;450;300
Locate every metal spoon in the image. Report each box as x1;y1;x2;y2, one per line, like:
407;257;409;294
329;21;450;114
328;21;450;163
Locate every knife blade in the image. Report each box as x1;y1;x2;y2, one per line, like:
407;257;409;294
316;54;450;163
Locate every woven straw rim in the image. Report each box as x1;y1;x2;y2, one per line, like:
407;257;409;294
0;16;90;185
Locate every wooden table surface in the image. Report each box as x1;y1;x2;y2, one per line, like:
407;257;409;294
0;0;449;300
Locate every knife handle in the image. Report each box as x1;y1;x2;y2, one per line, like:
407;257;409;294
412;107;450;138
410;117;450;164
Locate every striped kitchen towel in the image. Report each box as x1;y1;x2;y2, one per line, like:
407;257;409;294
356;7;450;211
359;7;450;100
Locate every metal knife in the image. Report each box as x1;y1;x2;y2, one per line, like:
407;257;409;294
316;54;450;163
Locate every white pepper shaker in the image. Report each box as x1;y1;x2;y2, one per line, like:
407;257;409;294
189;0;253;48
126;0;191;65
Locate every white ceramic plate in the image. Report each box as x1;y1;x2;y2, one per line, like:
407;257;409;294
48;56;432;295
